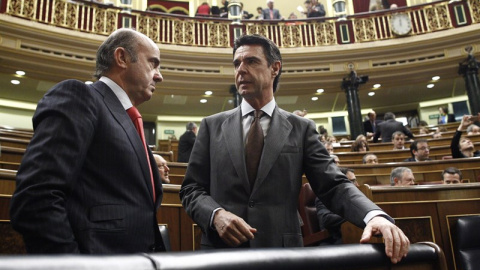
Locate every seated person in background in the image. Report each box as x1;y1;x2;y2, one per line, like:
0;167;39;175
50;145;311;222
438;106;456;124
303;0;325;18
351;140;369;152
287;12;298;19
363;153;378;164
315;167;358;245
326;135;337;144
451;114;480;158
324;141;334;154
432;127;448;139
418;127;430;135
403;139;431;162
153;154;170;184
373;112;414;143
318;125;328;137
392;131;406;150
318;134;326;144
442;167;462;184
390;167;415;186
330;154;340;165
467;124;480;135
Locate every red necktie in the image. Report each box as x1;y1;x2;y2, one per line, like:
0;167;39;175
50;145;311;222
269;9;274;19
127;106;156;202
245;110;264;191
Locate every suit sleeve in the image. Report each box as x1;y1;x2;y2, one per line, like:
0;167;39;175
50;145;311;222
180;118;222;233
302;120;384;229
451;130;464;158
10;80;96;253
315;198;344;230
403;126;414;139
373;129;381;143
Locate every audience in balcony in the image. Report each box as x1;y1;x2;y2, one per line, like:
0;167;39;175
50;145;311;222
442;167;462;184
390;167;416;186
438;106;456;124
373;112;414;143
196;2;211;16
363;153;378;164
262;0;283;20
240;3;254;19
451;114;480;158
255;6;263;19
404;139;431;162
303;0;325;18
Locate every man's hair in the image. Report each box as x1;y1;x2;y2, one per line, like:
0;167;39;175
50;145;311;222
362;153;377;164
304;0;311;4
467;124;479;133
442;167;462;180
233;34;282;92
186;122;197;131
390;167;412;186
367;111;375;118
410;139;427;157
384;112;395;121
94;29;140;79
339;167;354;175
440;106;449;114
392;131;405;139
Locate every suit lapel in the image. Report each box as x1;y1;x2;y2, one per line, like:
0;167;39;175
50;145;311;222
253;106;292;193
90;82;155;203
221;108;251;194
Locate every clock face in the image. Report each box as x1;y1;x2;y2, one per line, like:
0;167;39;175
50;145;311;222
391;13;412;36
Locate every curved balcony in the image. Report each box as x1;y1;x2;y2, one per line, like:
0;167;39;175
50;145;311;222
0;0;479;132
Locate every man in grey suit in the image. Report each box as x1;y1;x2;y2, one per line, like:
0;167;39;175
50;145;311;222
10;29;166;254
180;34;409;264
262;0;283;20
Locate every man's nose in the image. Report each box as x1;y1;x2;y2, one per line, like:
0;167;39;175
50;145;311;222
154;70;163;83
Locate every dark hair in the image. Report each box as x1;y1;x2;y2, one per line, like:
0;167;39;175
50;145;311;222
442;167;462;179
384;112;395;121
94;29;140;79
410;139;427;157
339;167;355;175
351;141;369;152
233;34;282;92
439;106;448;114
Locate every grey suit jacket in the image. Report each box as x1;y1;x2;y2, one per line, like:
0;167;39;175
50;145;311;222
262;8;281;19
10;80;164;254
373;119;414;143
180;106;382;248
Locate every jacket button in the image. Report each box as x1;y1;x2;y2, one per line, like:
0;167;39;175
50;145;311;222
249;201;255;208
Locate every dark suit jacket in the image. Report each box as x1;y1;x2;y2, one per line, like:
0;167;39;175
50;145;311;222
177;130;196;163
363;119;382;135
180;105;384;248
262;8;281;19
10;80;164;254
373;119;414;143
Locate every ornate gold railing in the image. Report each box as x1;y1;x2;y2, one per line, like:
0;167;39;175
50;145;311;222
1;0;479;48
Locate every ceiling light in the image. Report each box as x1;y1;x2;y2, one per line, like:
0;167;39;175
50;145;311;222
205;91;213;95
311;97;318;101
200;99;207;103
368;92;375;96
85;81;93;85
16;71;26;76
432;76;440;81
11;80;20;85
316;89;324;93
427;84;435;88
373;84;381;88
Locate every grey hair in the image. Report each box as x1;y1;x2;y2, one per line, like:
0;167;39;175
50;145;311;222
390;167;412;186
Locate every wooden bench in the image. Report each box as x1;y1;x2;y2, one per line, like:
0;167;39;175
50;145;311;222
0;137;30;149
341;182;480;270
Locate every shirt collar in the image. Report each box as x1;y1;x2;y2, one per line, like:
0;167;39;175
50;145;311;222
241;98;275;118
99;76;133;110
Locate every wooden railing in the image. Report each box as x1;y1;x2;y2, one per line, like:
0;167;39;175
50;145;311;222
1;0;478;48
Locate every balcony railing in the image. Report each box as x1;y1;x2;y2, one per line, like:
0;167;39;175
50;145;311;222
1;0;478;48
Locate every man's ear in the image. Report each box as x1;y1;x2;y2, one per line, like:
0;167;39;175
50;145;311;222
113;47;128;69
271;61;281;76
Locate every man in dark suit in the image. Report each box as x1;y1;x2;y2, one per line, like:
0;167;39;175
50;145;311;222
403;139;431;162
373;112;414;143
262;0;283;20
178;122;198;162
180;34;409;264
10;29;166;254
363;110;381;137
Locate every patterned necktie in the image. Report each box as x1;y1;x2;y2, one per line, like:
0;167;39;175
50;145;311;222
269;9;274;19
245;110;264;190
127;106;156;202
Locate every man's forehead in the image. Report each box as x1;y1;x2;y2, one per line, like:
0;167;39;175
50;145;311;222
234;44;264;57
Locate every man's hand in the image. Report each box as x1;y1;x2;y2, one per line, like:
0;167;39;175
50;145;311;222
360;216;410;264
213;209;257;247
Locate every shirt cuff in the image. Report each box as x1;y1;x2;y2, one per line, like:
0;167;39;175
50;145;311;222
363;210;395;225
210;207;224;229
